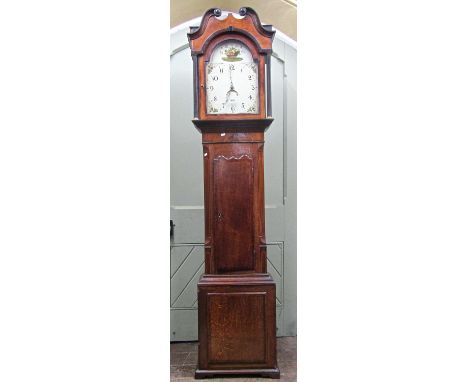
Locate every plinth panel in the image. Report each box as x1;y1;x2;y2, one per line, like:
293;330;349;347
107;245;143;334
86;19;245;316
207;292;266;364
197;275;278;376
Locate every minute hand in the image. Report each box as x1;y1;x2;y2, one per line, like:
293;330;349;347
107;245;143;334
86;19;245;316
225;66;238;102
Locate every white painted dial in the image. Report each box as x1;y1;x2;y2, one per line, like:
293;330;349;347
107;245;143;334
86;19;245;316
205;41;259;115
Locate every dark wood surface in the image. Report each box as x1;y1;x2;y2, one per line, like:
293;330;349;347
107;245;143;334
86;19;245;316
188;7;277;379
195;125;277;378
202;131;266;275
196;275;278;378
213;154;254;272
192;118;273;133
187;8;275;55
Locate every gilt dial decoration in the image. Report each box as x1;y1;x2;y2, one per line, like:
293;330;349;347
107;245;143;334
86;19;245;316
205;41;259;115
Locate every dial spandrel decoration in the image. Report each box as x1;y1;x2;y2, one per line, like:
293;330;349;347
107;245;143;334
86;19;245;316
206;41;259;115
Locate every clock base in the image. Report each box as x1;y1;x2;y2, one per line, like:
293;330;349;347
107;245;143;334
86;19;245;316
195;367;280;379
196;274;278;378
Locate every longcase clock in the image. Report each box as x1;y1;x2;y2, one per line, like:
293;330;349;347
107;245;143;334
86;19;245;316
187;7;279;379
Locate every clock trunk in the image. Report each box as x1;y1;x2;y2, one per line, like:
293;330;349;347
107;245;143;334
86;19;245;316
202;132;267;275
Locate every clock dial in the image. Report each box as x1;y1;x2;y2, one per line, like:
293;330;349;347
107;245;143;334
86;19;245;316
205;41;259;115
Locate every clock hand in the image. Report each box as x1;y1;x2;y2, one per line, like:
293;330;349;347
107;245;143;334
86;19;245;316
225;83;238;99
226;64;239;98
224;65;239;107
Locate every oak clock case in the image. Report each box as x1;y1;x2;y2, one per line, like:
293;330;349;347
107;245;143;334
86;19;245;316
188;7;279;379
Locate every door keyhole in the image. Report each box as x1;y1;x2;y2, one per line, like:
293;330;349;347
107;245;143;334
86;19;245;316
217;212;222;222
